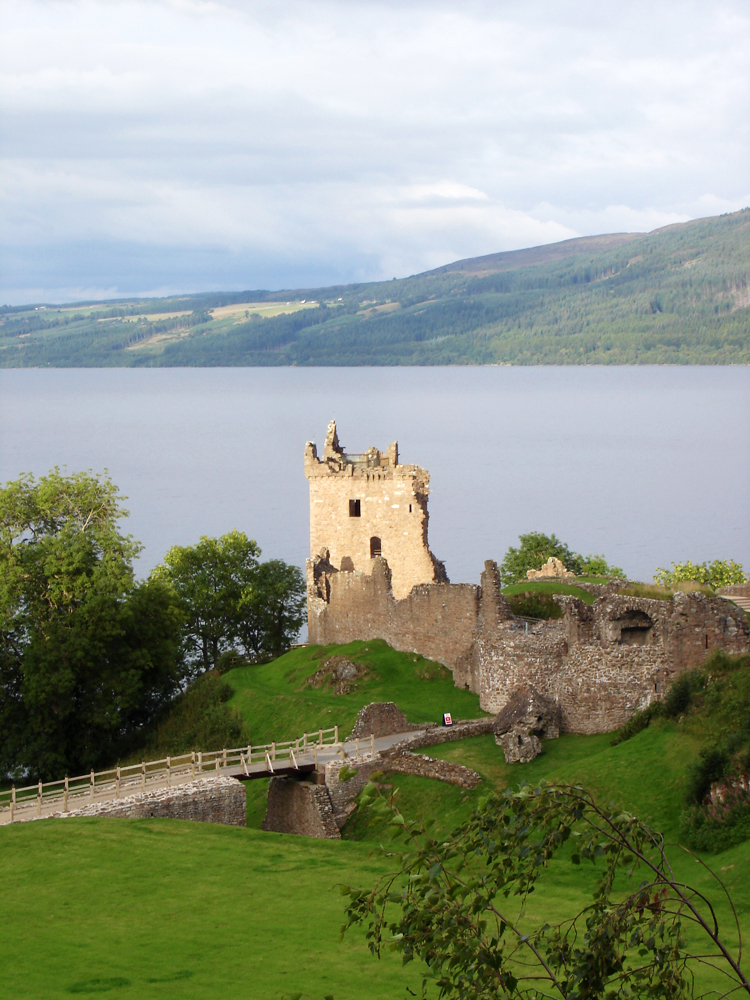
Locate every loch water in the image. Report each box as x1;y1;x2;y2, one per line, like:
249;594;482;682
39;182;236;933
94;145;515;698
1;366;748;584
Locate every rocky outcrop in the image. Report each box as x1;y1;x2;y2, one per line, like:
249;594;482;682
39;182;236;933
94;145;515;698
492;685;562;740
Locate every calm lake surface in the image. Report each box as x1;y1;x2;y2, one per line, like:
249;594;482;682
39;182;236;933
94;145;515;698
1;367;748;585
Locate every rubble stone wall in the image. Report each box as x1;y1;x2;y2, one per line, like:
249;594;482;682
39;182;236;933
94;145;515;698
307;555;482;670
384;750;482;789
46;777;246;826
261;777;341;839
473;592;749;731
349;701;427;739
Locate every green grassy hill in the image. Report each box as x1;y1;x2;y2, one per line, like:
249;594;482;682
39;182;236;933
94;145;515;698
2;643;749;999
2;209;748;366
224;639;487;747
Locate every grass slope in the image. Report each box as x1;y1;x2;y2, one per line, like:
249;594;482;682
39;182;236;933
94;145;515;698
3;645;750;998
0;818;419;1000
2;209;748;366
224;639;486;747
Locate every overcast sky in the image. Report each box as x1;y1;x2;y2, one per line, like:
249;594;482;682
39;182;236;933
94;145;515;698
1;0;749;304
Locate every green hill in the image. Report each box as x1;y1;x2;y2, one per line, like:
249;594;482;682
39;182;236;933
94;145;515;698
2;209;749;366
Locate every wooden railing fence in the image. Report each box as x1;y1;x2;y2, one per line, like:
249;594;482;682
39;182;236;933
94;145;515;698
0;725;371;824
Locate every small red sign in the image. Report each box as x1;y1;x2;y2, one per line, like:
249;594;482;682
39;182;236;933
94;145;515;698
443;712;453;727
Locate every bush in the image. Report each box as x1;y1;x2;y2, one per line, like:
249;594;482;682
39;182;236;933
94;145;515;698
610;702;662;745
654;559;747;589
128;671;250;759
681;796;750;853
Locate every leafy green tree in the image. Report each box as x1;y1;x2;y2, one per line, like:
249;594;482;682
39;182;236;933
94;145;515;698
237;559;306;660
499;533;624;584
0;469;185;780
654;559;746;589
343;781;749;1000
153;530;261;672
579;553;625;578
499;532;583;584
153;532;306;670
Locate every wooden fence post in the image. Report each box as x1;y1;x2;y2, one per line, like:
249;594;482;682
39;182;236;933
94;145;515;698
141;760;146;792
191;751;195;778
222;748;227;769
63;775;69;813
318;728;323;746
90;770;95;801
167;756;171;788
215;756;220;777
37;779;42;817
334;725;339;745
198;751;202;775
116;765;121;798
10;786;15;823
271;741;276;762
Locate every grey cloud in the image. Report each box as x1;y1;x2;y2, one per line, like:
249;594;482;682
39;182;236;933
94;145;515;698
1;0;749;302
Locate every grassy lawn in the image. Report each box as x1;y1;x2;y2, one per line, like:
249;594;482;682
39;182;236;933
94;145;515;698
0;817;420;1000
500;580;601;603
224;639;486;746
4;643;750;998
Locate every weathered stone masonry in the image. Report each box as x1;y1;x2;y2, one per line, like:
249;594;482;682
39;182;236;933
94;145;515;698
306;424;749;734
40;777;246;826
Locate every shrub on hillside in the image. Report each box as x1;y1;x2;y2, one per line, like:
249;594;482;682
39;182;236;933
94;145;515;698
132;671;249;759
615;650;750;852
506;592;563;619
654;558;747;589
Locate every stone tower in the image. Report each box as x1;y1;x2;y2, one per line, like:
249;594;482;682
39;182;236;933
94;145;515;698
304;420;447;600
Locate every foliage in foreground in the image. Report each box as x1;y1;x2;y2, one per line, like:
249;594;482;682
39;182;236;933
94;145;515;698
498;532;624;585
343;780;749;1000
0;469;186;780
654;560;747;590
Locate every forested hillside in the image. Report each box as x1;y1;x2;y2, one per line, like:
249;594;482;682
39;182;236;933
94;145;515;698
2;209;748;366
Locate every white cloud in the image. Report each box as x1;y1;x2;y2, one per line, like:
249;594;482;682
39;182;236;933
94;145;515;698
1;0;749;301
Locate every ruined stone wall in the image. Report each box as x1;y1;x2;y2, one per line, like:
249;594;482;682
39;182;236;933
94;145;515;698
307;556;481;670
350;701;427;738
305;421;443;600
472;592;749;733
44;777;246;827
262;777;341;838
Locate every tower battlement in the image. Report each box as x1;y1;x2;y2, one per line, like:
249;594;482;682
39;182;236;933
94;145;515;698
305;420;446;600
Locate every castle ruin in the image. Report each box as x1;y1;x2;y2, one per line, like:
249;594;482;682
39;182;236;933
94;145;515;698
305;423;749;734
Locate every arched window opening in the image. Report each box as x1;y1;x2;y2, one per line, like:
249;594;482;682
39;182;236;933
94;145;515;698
370;536;382;558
